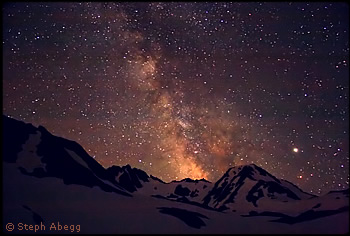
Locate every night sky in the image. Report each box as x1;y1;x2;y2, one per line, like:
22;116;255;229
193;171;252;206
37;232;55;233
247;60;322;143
3;2;349;195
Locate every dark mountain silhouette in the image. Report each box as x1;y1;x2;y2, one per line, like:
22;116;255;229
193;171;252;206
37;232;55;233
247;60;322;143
171;178;211;184
3;115;131;196
2;115;349;233
106;164;150;192
3;115;37;163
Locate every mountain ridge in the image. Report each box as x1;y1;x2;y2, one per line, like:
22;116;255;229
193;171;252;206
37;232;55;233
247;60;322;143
3;114;346;200
1;115;342;196
2;114;349;233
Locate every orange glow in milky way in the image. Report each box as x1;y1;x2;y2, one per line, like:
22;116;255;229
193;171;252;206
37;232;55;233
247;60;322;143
158;118;209;180
172;139;209;180
178;158;208;180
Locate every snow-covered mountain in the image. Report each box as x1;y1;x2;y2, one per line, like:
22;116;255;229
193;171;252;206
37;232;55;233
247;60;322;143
2;115;349;233
202;164;316;211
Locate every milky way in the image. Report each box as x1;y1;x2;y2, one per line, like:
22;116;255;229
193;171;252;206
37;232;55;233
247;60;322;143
3;2;349;195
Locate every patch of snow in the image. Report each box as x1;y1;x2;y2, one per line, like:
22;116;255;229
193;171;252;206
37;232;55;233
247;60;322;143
16;131;46;172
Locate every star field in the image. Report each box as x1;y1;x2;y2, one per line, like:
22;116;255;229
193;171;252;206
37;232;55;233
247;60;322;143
3;2;349;195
